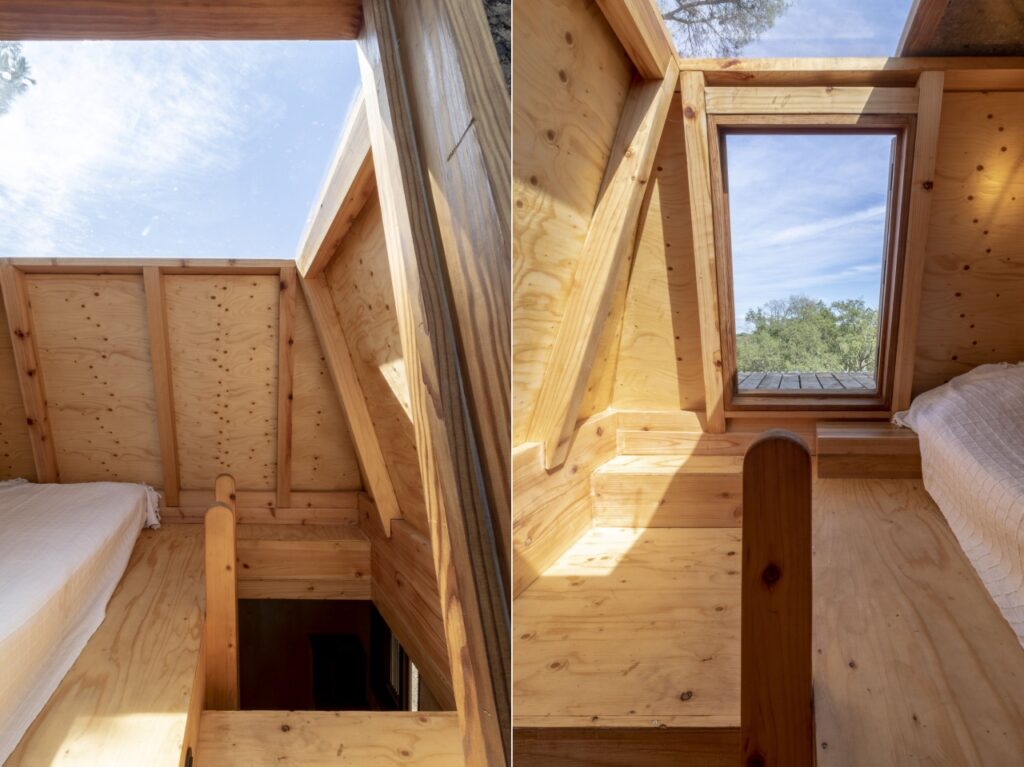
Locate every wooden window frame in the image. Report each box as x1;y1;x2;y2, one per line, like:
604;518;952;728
708;113;916;414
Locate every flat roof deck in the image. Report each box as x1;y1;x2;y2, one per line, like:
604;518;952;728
738;371;877;391
514;478;1024;765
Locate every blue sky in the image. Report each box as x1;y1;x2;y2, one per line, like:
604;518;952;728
0;41;360;258
725;0;913;328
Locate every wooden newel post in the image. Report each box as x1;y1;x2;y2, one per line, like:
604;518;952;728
205;473;239;710
741;431;814;767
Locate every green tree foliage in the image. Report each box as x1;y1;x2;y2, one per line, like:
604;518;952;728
660;0;790;57
0;42;35;117
736;295;879;373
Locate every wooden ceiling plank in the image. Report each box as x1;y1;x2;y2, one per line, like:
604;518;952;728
358;0;510;761
275;267;297;509
892;71;945;413
299;274;401;533
705;86;921;114
596;0;677;79
0;0;362;40
296;94;377;279
680;70;727;433
0;265;59;483
529;66;679;470
143;267;181;507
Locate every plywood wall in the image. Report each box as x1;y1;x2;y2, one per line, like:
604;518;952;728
0;267;364;499
612;95;706;412
914;91;1024;396
0;291;35;481
165;275;280;491
291;291;363;491
324;197;429;535
512;0;633;445
29;275;164;485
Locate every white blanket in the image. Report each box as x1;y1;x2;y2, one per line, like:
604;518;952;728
0;480;159;763
894;363;1024;644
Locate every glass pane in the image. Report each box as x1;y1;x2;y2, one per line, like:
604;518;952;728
0;40;360;259
658;0;914;58
726;132;893;393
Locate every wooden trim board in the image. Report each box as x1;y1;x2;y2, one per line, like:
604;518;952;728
275;267;297;508
143;267;181;506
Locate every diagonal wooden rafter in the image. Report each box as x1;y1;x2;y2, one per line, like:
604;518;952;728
357;0;510;762
529;64;680;470
596;0;677;80
300;274;401;534
892;71;945;412
296;93;377;280
0;265;59;483
142;266;181;506
680;70;727;434
275;266;297;508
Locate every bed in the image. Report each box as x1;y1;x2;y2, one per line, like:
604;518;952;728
0;480;159;764
894;362;1024;644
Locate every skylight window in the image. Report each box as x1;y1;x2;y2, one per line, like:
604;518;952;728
0;40;360;259
659;0;915;58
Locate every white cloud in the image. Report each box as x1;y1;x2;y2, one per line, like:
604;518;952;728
759;204;886;247
0;42;264;256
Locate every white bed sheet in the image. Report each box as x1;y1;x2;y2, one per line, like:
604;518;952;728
0;480;159;764
894;362;1024;644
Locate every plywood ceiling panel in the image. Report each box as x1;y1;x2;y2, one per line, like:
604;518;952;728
324;197;428;534
511;0;633;444
0;291;36;481
28;275;163;485
914;91;1024;396
166;275;278;491
291;289;362;491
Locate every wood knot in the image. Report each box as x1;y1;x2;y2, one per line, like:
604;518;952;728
762;562;782;586
679;690;694;701
683;105;696;119
746;755;766;767
922;180;933;190
281;724;291;732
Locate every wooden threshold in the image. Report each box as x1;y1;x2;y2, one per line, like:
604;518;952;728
195;711;463;766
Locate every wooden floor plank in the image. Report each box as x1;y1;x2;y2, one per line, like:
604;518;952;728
758;373;782;390
799;373;822;390
196;711;463;766
5;527;205;767
816;373;844;390
513;479;1024;766
781;373;800;390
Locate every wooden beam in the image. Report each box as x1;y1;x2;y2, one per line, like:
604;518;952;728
529;67;678;469
704;86;920;114
595;0;676;80
0;0;362;39
741;431;813;767
898;0;951;56
2;258;292;273
204;481;239;710
295;94;377;279
892;71;944;413
680;71;726;434
275;267;296;508
0;265;59;482
358;0;509;761
142;267;180;507
299;275;401;534
392;0;513;598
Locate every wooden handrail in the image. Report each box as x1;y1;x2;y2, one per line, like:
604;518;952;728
205;473;239;710
741;431;814;767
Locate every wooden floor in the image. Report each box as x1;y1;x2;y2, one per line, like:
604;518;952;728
5;526;205;767
738;371;876;390
513;478;1024;766
196;711;463;766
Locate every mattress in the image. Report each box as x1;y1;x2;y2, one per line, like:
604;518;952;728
894;362;1024;644
0;480;159;764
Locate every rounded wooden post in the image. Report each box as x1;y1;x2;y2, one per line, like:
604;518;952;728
741;430;814;767
205;497;239;710
215;473;236;512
